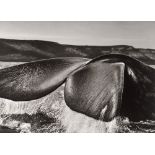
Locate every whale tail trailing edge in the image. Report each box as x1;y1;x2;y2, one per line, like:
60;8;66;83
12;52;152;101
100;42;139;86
0;57;90;101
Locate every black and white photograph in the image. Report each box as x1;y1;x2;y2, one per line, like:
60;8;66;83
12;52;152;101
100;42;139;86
0;21;155;133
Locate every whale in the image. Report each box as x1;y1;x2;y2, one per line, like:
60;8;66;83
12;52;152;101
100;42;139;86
0;54;154;122
65;54;155;122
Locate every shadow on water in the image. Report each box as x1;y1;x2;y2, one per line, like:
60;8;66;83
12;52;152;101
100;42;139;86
0;126;19;133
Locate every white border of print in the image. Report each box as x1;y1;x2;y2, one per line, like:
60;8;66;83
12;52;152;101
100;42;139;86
0;1;155;155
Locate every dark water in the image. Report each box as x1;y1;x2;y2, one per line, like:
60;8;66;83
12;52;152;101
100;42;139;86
0;126;18;133
119;119;155;133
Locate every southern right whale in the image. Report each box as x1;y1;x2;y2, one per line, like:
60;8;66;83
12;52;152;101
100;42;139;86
65;54;155;121
0;54;154;122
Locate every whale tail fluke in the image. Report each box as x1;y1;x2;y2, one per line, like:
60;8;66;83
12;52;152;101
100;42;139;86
0;54;155;122
0;57;90;101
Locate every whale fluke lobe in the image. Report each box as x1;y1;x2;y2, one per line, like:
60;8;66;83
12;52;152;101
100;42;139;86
0;57;90;101
64;61;125;121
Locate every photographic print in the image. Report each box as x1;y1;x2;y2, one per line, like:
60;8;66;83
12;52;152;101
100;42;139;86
0;21;155;133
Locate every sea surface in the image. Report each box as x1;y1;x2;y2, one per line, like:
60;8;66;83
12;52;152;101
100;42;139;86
0;61;155;133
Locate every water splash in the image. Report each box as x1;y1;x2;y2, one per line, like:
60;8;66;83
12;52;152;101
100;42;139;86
60;106;120;132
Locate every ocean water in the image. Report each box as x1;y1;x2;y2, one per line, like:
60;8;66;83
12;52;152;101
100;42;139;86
0;61;154;133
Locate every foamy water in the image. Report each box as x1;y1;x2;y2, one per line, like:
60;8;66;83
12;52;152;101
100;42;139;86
0;61;154;133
